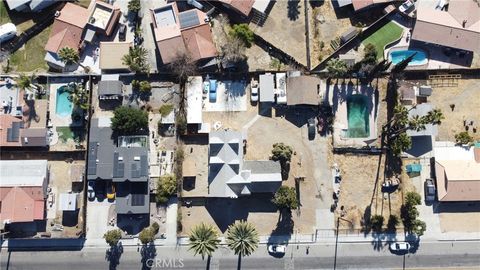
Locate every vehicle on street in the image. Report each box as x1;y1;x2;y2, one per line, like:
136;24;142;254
424;178;436;202
251;80;259;103
0;23;17;43
268;244;286;255
106;184;115;200
87;181;95;201
118;24;126;42
390;242;410;252
399;0;415;13
209;79;217;102
307;117;316;140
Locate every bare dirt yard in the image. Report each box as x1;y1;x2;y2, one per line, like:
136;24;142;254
250;0;307;66
426;79;480;142
439;212;480;233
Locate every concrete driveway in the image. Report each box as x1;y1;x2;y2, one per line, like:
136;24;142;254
86;199;115;240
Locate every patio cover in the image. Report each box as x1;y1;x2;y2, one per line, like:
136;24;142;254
59;193;78;211
259;73;274;102
98;80;123;96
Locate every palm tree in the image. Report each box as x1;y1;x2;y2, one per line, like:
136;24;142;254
67;83;89;110
426;109;444;125
326;58;348;80
58;47;79;66
188;223;220;260
226;220;259;269
408;115;426;132
16;73;36;90
122;46;149;73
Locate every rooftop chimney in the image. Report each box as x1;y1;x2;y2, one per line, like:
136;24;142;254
462;20;467;28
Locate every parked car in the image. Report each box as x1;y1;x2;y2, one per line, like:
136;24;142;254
250;80;259;103
106;184;115;200
424;178;436;202
0;23;17;43
87;181;95;201
268;244;286;255
307;117;316;140
390;242;410;252
209;79;217;102
399;0;415;13
118;23;126;42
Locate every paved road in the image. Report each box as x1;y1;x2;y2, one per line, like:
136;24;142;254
1;241;479;270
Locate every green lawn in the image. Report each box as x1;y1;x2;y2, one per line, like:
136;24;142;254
9;25;51;72
56;127;85;143
362;21;403;59
0;2;10;25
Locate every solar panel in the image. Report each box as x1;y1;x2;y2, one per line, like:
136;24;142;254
140;155;148;177
131;163;140;178
87;143;98;175
179;10;200;29
6;122;21;142
113;152;124;178
131;194;145;206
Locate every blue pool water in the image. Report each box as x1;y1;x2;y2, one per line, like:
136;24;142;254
389;49;428;66
55;86;73;117
347;95;370;138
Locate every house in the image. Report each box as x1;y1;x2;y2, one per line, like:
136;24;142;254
404;103;438;157
99;42;132;71
334;0;393;12
97;80;123;100
44;1;121;70
286;75;325;106
0;115;48;148
5;0;56;12
208;130;282;198
0;160;48;224
150;3;216;65
216;0;272;18
412;1;480;53
87;118;150;216
259;73;275;103
434;144;480;202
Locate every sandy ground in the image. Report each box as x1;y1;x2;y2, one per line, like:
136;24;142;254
250;0;307;65
439;212;480;233
426;79;480;142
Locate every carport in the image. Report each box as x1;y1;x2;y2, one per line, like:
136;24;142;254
259;73;275;103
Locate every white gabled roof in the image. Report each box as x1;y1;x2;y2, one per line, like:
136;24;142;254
186;76;203;124
0;160;48;187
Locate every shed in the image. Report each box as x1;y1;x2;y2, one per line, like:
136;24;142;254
59;193;78;211
406;164;422;173
186;76;203;124
259;73;275;102
98;80;123;99
340;27;358;44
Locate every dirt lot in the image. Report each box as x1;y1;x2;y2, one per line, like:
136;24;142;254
250;0;307;66
439;212;480;233
426;79;480;142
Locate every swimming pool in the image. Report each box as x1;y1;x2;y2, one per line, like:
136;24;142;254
55;86;73;117
347;94;370;138
389;49;428;66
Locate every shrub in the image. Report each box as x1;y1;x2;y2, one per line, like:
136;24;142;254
455;131;473;145
103;229;122;247
159;104;174;117
229;24;254;48
271;143;293;163
176;113;187;135
156;174;177;204
363;43;377;64
139;81;151;93
272;186;299;210
151;222;160;235
139;227;155;245
111;106;148;134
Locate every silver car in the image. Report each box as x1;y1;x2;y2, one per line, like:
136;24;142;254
424;178;436;202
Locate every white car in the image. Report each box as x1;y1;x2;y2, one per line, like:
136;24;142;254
268;244;286;254
390;242;410;252
399;0;415;13
87;181;95;201
251;80;259;103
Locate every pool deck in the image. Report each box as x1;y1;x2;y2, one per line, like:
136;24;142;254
330;83;378;148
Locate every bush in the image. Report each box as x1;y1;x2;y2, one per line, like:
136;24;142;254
272;186;299;210
103;229;122;247
405;191;421;206
156;174;177;204
229;24;254;48
455;131;473;145
271;143;293;163
111;106;148;134
139;81;151;93
363;43;377;64
139;227;155;245
128;0;141;13
159;104;174;117
151;222;160;235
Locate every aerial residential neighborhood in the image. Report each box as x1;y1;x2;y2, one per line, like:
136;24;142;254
0;0;479;269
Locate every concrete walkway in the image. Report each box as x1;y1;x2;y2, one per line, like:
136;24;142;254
165;197;178;245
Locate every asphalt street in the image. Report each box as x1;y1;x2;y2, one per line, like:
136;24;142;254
1;241;479;270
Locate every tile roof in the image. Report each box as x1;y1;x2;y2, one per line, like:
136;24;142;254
219;0;255;16
181;24;217;62
0;186;45;223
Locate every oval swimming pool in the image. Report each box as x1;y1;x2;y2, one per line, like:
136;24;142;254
56;86;73;117
389;49;428;66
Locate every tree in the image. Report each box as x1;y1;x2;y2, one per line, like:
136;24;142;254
405;191;421;206
151;222;160;235
272;186;298;210
363;43;377;64
390;132;411;156
386;214;399;232
104;229;122;247
58;47;79;66
139;227;156;245
455;131;474;145
188;223;220;260
226;221;259;258
127;0;141;13
16;73;35;90
271;143;293;163
139;81;151;93
229;24;254;48
370;215;384;232
159;104;174;118
169;53;196;84
156;174;177;204
122;46;149;73
401;191;425;236
111;106;148;134
326;58;348;79
220;36;247;64
411;219;426;236
67;82;89;110
426;109;444;125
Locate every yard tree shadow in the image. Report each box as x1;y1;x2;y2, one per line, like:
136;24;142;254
267;209;294;250
141;242;157;270
105;242;124;270
287;0;301;21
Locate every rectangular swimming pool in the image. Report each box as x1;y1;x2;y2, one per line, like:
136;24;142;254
347;94;370;138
